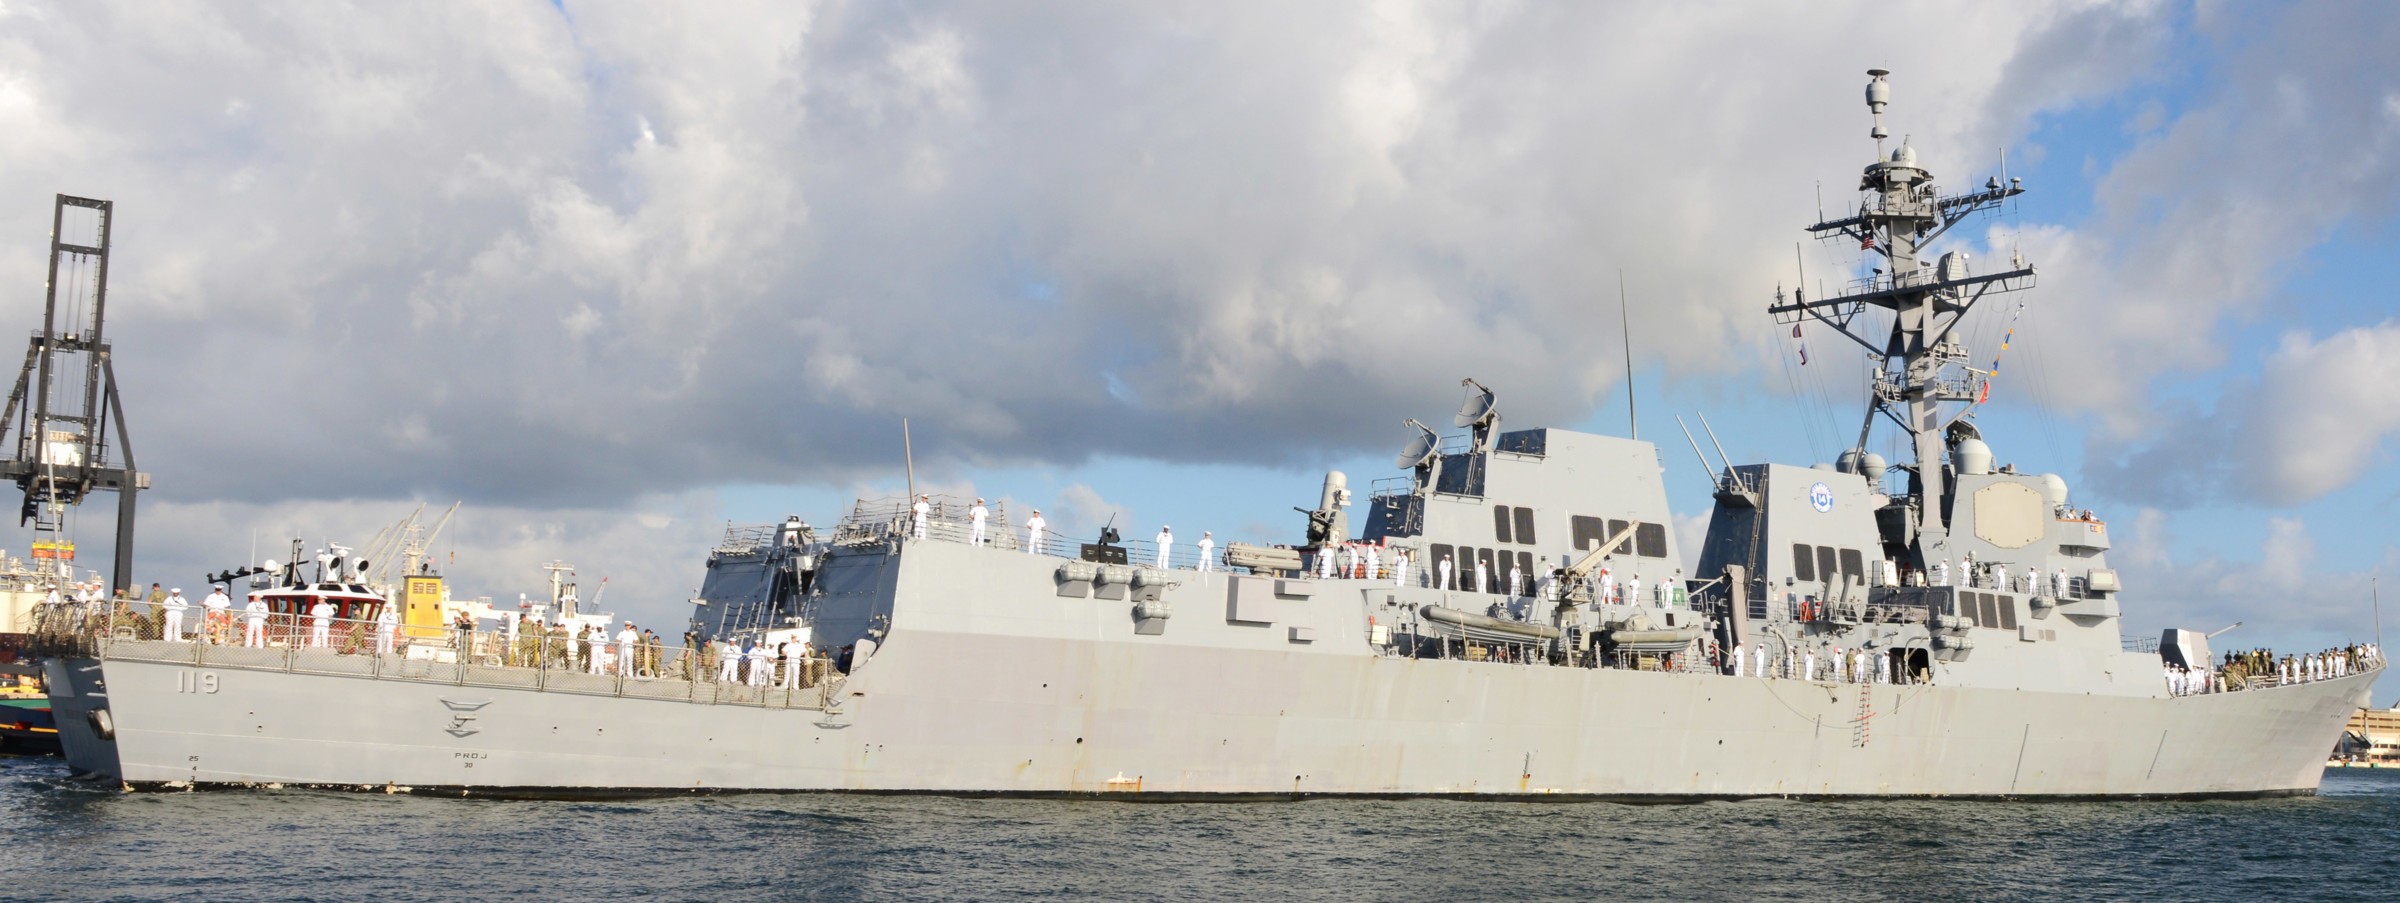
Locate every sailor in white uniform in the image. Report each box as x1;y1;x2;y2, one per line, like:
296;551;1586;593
2053;567;2068;599
75;581;101;624
616;624;640;676
162;588;190;641
969;498;989;546
1318;546;1335;579
1155;526;1173;568
912;495;931;540
375;605;397;655
1932;559;1949;587
1024;510;1046;554
1755;644;1769;678
748;643;772;686
1474;558;1489;594
1508;563;1524;597
1628;575;1643;608
718;639;742;682
1197;532;1215;574
1599;567;1615;605
308;598;335;648
1392;549;1409;588
782;641;803;689
1364;544;1379;581
1437;555;1453;592
243;592;268;647
1732;642;1746;677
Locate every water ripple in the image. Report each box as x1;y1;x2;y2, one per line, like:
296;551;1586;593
6;758;2399;901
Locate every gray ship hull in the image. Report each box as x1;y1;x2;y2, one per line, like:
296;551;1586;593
52;624;2371;799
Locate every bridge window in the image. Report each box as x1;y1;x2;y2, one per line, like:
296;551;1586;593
1572;516;1606;551
1513;507;1538;546
1816;546;1839;586
1635;522;1666;558
1607;520;1632;554
1839;548;1865;585
1791;544;1815;582
1492;505;1513;544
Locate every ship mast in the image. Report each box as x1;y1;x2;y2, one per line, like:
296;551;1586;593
1767;69;2034;566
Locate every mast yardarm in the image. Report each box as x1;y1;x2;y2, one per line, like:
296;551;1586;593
1766;69;2034;567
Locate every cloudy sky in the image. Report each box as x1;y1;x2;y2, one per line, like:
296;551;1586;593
1;1;2394;674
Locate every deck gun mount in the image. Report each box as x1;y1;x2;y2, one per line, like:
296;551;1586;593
1295;472;1352;549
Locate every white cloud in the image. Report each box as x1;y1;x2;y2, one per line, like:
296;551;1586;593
2113;512;2389;653
1048;482;1126;540
0;2;2391;613
2090;321;2400;507
2245;323;2400;501
2006;8;2400;441
1673;508;1711;574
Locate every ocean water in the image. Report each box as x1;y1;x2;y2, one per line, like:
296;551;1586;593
5;756;2396;902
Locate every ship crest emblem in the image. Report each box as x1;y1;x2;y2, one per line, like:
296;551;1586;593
440;697;490;738
1809;482;1835;513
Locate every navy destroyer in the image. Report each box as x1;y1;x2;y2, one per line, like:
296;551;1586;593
36;70;2379;798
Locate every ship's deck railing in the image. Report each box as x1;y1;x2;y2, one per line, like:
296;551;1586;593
1725;646;1922;685
2202;647;2383;694
1391;609;1938;685
833;494;1253;573
33;605;853;711
712;523;785;555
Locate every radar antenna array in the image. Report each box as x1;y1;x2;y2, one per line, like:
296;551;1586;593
1394;419;1441;470
1454;378;1500;454
0;195;147;590
1765;72;2033;563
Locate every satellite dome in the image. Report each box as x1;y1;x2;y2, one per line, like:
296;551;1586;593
1891;144;1917;166
2039;473;2069;509
1812;462;1835;471
1836;450;1863;474
1953;437;1993;476
1861;452;1888;484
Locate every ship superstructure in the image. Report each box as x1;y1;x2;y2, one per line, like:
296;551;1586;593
30;71;2379;799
